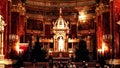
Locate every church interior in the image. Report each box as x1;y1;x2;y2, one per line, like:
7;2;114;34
0;0;120;68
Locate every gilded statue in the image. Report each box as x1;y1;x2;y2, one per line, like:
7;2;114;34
0;15;6;31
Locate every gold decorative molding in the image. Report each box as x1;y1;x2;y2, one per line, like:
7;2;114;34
78;29;95;34
11;3;26;15
39;38;80;44
95;3;110;15
11;5;20;12
26;13;44;21
26;29;44;35
26;0;96;8
19;6;26;15
39;38;53;43
45;22;51;25
68;38;79;43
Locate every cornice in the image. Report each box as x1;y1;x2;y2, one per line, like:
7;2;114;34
26;29;44;35
26;13;44;21
27;0;95;3
26;13;77;22
78;29;95;34
25;0;96;8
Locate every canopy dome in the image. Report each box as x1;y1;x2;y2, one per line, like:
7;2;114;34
53;8;69;29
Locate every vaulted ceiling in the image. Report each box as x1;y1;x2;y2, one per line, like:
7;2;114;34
25;0;96;12
24;0;97;21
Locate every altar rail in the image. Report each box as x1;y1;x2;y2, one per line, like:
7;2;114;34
23;62;97;68
52;52;69;57
24;62;49;68
53;57;70;63
4;61;99;68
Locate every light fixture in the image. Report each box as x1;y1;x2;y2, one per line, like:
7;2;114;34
78;11;87;23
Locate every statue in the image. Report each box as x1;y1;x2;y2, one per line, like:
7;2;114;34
0;14;6;58
58;36;64;51
0;15;6;31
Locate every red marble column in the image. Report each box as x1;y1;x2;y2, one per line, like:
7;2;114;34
96;15;102;49
96;11;111;59
113;0;120;58
19;15;25;37
11;12;19;34
102;12;110;34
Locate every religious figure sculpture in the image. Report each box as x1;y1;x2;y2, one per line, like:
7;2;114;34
0;15;6;31
58;36;64;52
0;14;6;56
0;14;7;68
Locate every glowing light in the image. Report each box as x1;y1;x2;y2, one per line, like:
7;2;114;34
102;42;108;51
98;42;109;55
14;42;28;55
57;16;65;28
0;59;14;65
58;36;64;51
78;12;86;22
98;49;102;53
69;50;73;53
15;41;20;54
49;50;52;53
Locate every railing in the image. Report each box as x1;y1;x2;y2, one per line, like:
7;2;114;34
24;62;49;68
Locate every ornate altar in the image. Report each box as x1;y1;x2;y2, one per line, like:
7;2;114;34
52;8;69;52
39;8;79;57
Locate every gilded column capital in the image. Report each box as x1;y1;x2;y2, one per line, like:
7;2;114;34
100;4;110;13
11;3;26;15
95;3;110;15
11;5;20;12
95;5;102;15
19;6;26;15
